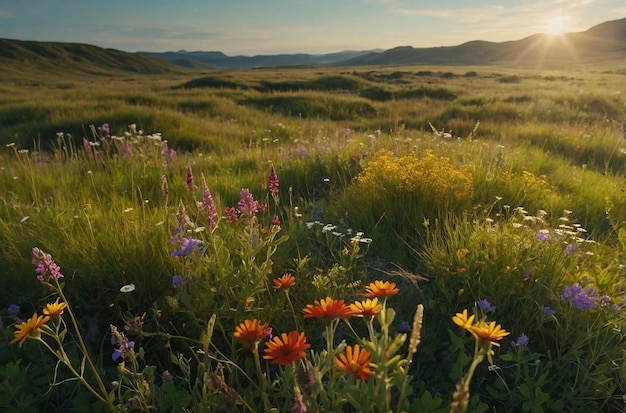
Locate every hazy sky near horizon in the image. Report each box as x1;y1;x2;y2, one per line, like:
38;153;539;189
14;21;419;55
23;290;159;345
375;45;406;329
0;0;624;55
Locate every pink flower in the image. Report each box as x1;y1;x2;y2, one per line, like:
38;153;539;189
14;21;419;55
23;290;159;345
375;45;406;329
32;247;64;281
268;164;279;195
200;174;218;228
185;166;194;193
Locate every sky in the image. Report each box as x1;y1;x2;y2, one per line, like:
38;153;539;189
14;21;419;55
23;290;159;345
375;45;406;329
0;0;625;56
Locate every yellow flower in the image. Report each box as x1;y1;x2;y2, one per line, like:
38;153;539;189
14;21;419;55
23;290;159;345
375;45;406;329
11;313;50;347
364;280;399;298
452;309;475;330
43;297;67;317
349;298;382;318
469;321;510;342
303;297;354;320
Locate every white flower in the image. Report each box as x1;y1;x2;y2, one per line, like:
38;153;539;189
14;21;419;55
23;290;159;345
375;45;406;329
120;284;136;293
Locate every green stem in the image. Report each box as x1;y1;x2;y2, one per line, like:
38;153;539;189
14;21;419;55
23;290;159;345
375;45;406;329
52;280;115;412
252;344;272;413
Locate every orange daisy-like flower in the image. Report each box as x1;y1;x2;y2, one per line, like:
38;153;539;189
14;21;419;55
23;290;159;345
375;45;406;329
303;297;354;320
469;321;510;342
365;280;399;298
11;313;50;347
349;298;382;318
334;344;373;381
233;319;270;350
273;273;296;290
452;309;475;330
263;331;310;365
43;297;67;317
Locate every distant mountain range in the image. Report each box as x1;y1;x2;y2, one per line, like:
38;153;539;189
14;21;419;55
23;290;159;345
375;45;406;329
139;17;626;68
0;17;625;76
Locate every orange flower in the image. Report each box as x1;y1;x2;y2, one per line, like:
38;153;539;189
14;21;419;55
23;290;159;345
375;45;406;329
233;319;270;350
365;280;399;298
334;344;373;381
273;273;296;290
350;298;382;318
263;331;310;365
469;321;510;342
11;313;50;347
43;297;67;317
303;297;354;320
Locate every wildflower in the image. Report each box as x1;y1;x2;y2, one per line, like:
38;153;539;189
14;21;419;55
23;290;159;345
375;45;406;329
452;309;475;329
161;140;169;154
561;283;598;310
43;297;66;316
237;188;260;220
399;320;412;334
334;344;373;381
200;174;218;228
349;298;382;318
537;230;550;242
273;273;296;290
11;313;50;347
469;321;510;342
162;370;174;384
124;142;132;158
160;175;169;198
540;305;556;317
172;275;184;289
477;299;496;313
303;297;354;321
120;284;136;293
263;331;310;365
510;333;529;349
268;164;279;195
365;280;399;298
171;236;203;258
224;207;238;222
32;247;64;281
111;330;135;361
185;166;194;193
7;304;20;316
100;123;110;135
271;216;281;227
565;244;575;255
233;319;270;350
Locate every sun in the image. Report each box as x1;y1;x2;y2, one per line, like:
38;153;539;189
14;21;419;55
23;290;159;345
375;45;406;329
546;16;567;35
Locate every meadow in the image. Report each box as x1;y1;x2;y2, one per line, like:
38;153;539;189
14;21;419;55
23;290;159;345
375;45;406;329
1;61;626;412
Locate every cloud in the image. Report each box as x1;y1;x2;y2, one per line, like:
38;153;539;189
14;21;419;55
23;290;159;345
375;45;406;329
0;10;12;18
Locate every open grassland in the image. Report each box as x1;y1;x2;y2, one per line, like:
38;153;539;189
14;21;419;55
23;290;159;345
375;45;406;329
1;63;626;412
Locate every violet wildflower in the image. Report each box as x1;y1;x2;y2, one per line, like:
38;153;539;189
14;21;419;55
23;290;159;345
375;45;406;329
399;320;412;334
266;326;273;339
540;305;556;317
562;283;598;310
477;298;496;313
268;164;279;195
200;174;218;228
172;275;184;289
82;138;92;157
32;247;64;281
510;333;529;349
171;237;203;258
111;331;135;362
185;166;194;193
7;304;20;316
237;188;260;220
161;140;169;154
565;244;575;255
124;142;132;158
536;230;550;242
101;123;110;136
522;268;532;279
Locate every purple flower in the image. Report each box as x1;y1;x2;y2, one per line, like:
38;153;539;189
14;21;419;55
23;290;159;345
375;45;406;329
561;283;599;310
477;298;496;313
161;140;169;154
111;332;135;362
522;268;533;279
124;142;132;158
565;244;575;255
32;247;64;281
540;305;556;317
511;333;529;349
271;216;281;227
100;123;110;135
200;175;218;229
237;188;259;220
268;164;279;195
172;275;184;289
224;207;238;222
536;230;550;242
171;237;203;258
7;304;20;316
185;166;194;193
399;321;412;334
